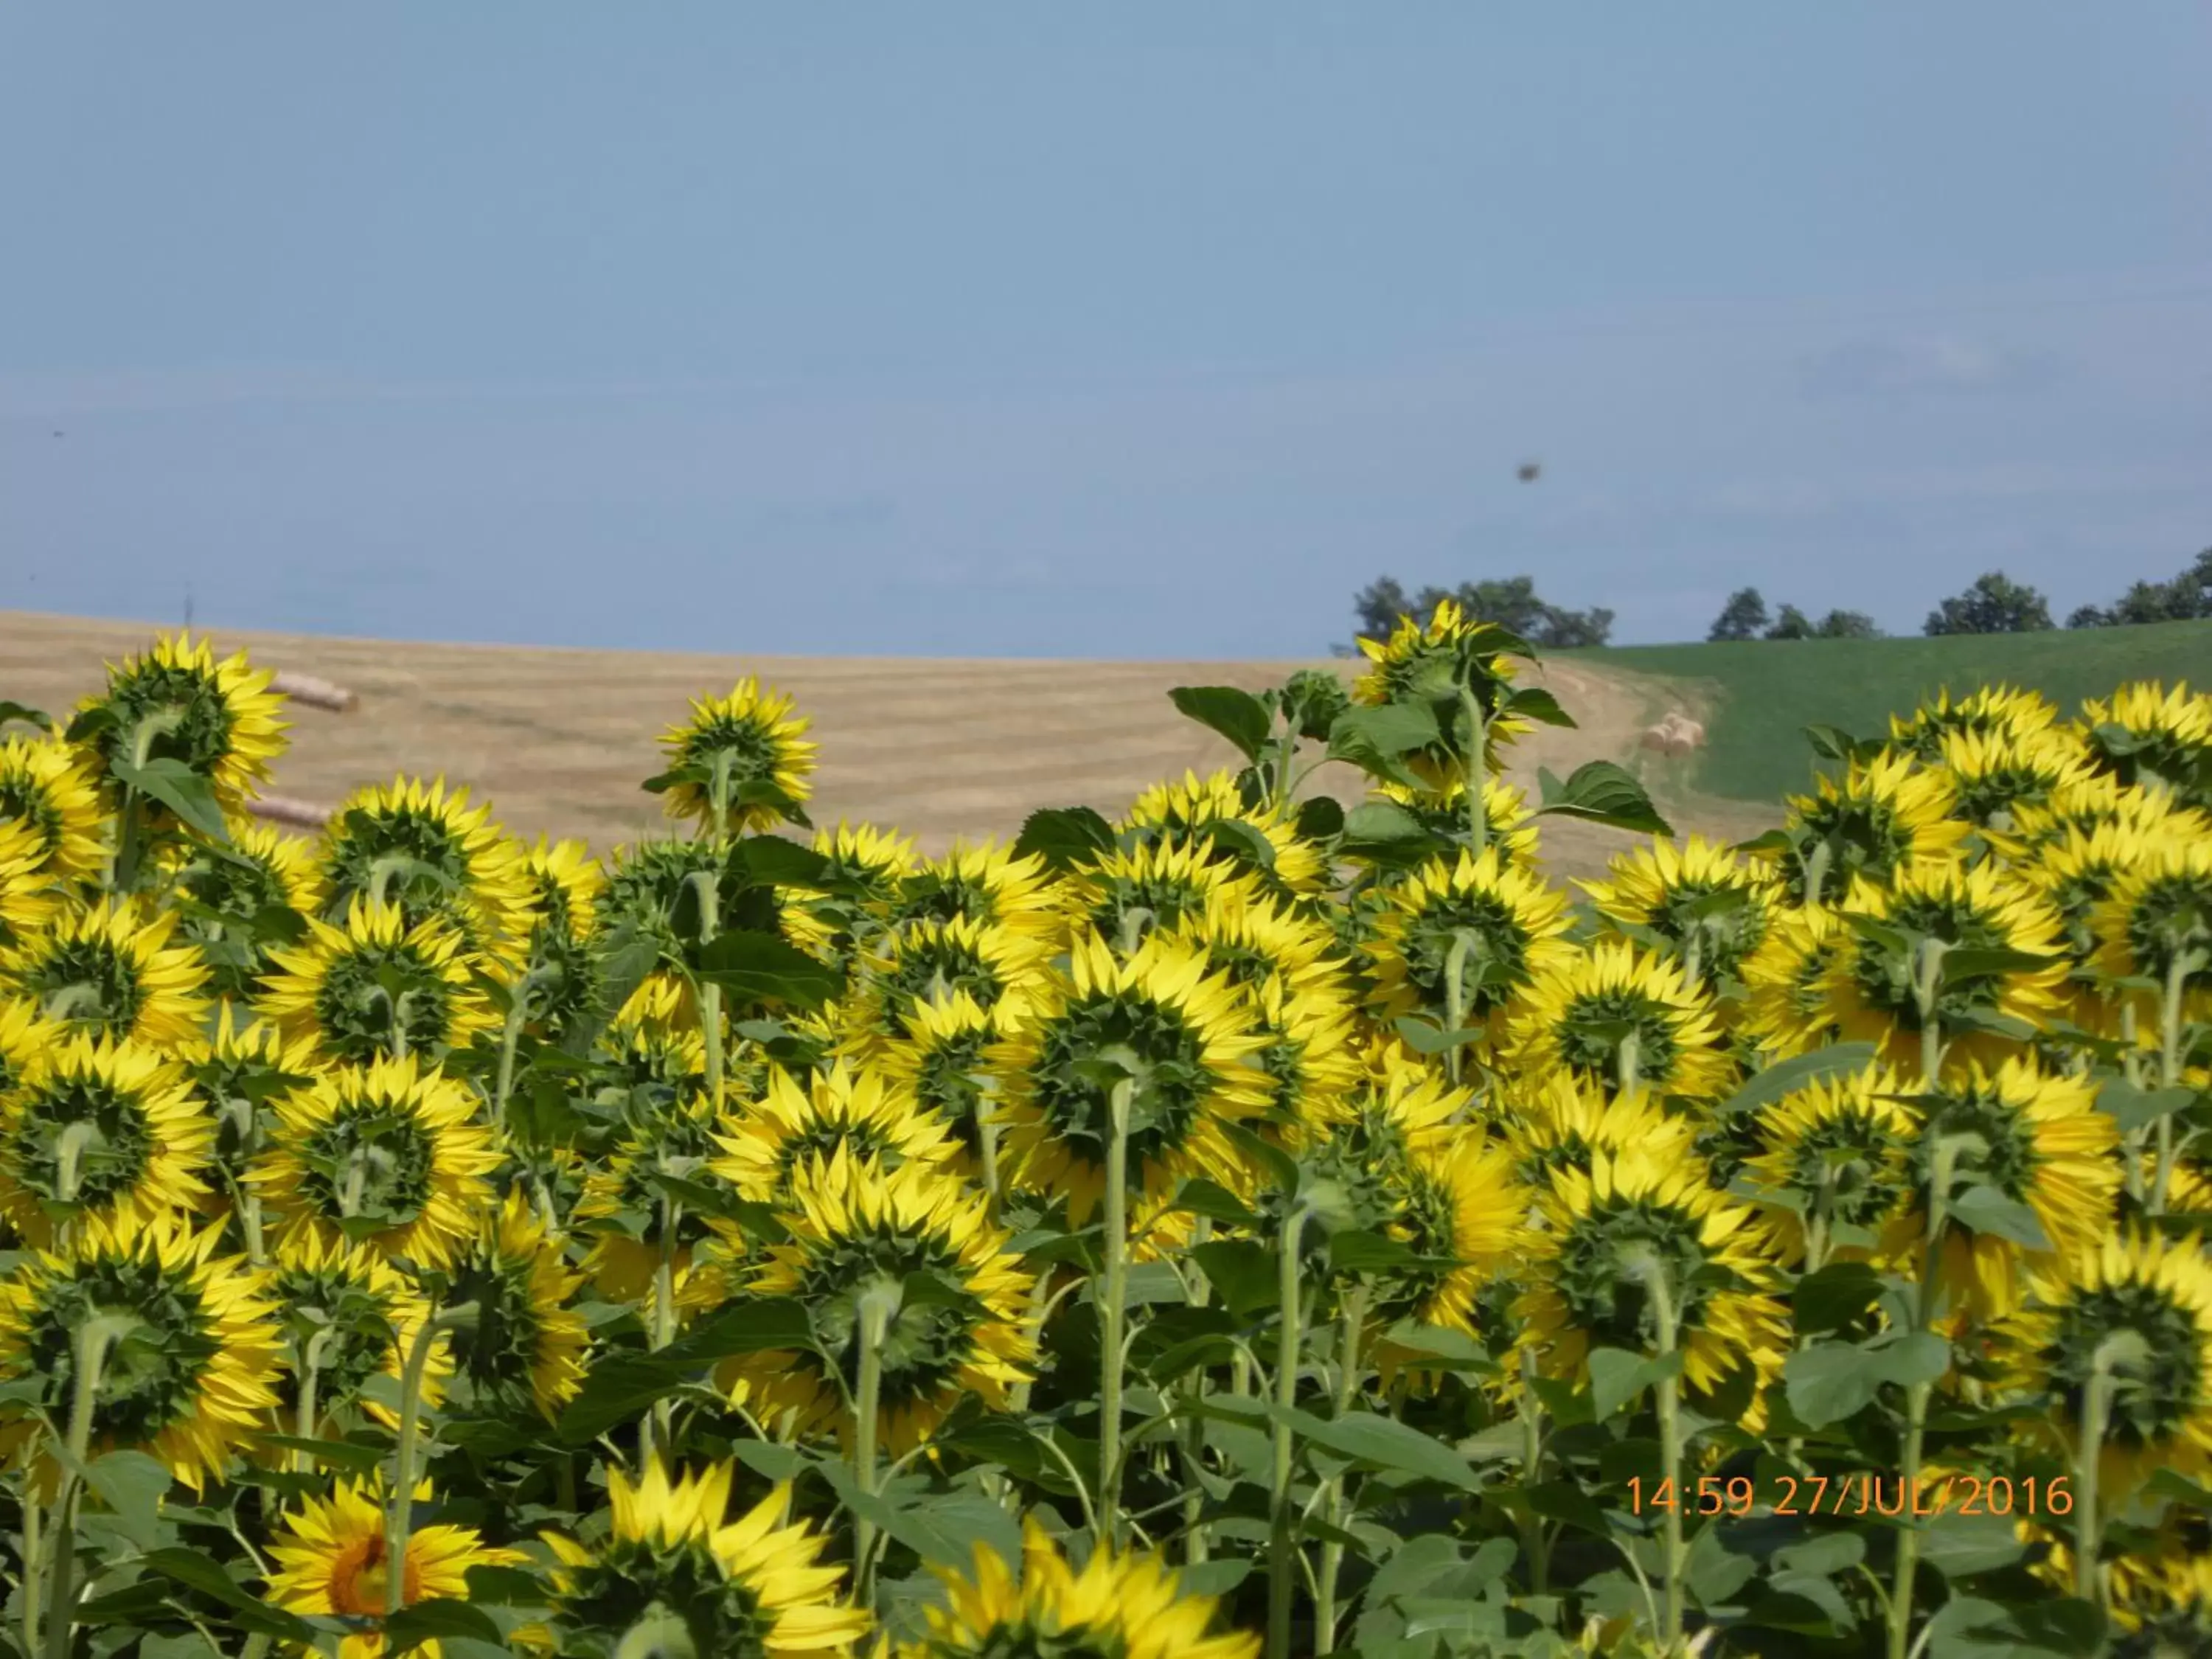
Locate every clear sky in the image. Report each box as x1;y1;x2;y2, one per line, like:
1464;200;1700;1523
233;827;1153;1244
4;6;2208;658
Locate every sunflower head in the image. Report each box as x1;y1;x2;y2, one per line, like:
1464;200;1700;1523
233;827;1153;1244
0;733;105;883
268;1471;523;1628
1764;751;1969;905
257;1054;501;1270
0;1213;281;1491
899;1519;1261;1659
712;1058;954;1204
2091;835;2212;998
1888;684;2061;762
258;897;498;1065
0;819;55;949
444;1186;588;1422
1056;839;1265;956
866;990;1005;1175
658;679;818;835
161;818;325;998
729;1147;1034;1455
1352;598;1534;785
846;914;1049;1047
546;1463;866;1659
1740;1062;1916;1265
1580;835;1781;987
268;1228;445;1433
991;933;1271;1228
880;841;1061;940
1503;939;1736;1105
1370;776;1544;870
1735;902;1860;1058
0;897;211;1048
521;837;605;944
318;775;533;960
0;1031;213;1245
73;632;289;815
1364;847;1574;1035
1998;1230;2212;1496
1166;888;1352;1005
1499;1072;1697;1190
1377;1132;1529;1339
1120;768;1329;904
1935;726;2100;842
2077;680;2212;807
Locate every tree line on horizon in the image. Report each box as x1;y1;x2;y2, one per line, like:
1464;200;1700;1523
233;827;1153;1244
1349;544;2212;649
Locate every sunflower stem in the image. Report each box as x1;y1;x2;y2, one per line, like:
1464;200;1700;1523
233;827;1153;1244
387;1301;479;1619
2150;950;2194;1215
492;980;531;1142
1181;1215;1213;1568
1629;1253;1686;1650
2073;1339;2126;1608
1442;928;1475;1088
1313;1278;1368;1655
650;1195;681;1451
1267;1200;1311;1659
1618;1027;1642;1099
1099;1077;1135;1549
20;1483;41;1659
1517;1347;1552;1598
293;1329;336;1478
1459;686;1489;856
1913;939;1947;1088
1888;1151;1954;1659
1800;838;1833;909
44;1316;125;1659
852;1278;899;1610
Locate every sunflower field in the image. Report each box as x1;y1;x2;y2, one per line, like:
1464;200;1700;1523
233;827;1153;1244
0;608;2207;1659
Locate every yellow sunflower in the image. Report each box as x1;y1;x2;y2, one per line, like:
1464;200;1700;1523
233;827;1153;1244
573;1092;737;1312
318;775;535;959
257;897;498;1065
2091;835;2212;1018
880;841;1063;942
866;989;1005;1178
545;1462;867;1659
844;914;1051;1047
990;933;1271;1227
1736;902;1863;1058
1998;1229;2212;1497
1740;1062;1916;1267
1514;1147;1788;1406
1498;1072;1698;1190
445;1186;588;1423
255;1054;501;1271
1580;835;1782;987
898;1518;1260;1659
1121;768;1330;900
1365;847;1574;1036
268;1473;524;1658
0;1032;213;1245
1884;1055;2121;1322
265;1228;448;1440
1759;751;1969;906
726;1147;1033;1454
0;896;211;1047
167;814;323;914
0;1212;282;1492
1384;1131;1529;1337
1502;939;1736;1104
711;1058;956;1203
1353;597;1534;786
1817;859;2070;1073
658;678;818;835
2077;680;2212;804
1934;726;2102;845
1371;776;1543;869
0;733;105;882
1241;971;1364;1135
1168;886;1354;1003
521;835;605;945
74;631;288;814
1054;839;1264;956
780;821;920;963
1888;684;2062;761
0;819;57;952
0;995;64;1096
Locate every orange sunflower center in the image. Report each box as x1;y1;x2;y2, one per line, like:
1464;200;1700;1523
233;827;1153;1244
328;1533;422;1616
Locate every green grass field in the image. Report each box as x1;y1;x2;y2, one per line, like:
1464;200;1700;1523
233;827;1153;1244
1565;617;2212;805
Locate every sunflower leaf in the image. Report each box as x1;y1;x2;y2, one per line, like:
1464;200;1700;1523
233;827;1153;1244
1168;686;1274;763
2094;1079;2194;1133
1947;1185;2051;1250
1534;762;1673;837
1011;805;1117;873
84;1450;172;1551
1715;1043;1881;1119
0;700;52;733
113;755;231;844
138;1548;320;1641
1783;1340;1888;1427
1326;704;1440;789
1263;1402;1483;1492
383;1600;507;1658
1504;686;1577;729
690;931;842;1011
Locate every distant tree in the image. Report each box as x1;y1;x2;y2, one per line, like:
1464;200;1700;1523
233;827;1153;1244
1815;609;1882;639
1708;587;1770;642
1922;571;2053;636
1764;604;1818;641
1352;574;1613;649
2067;549;2212;628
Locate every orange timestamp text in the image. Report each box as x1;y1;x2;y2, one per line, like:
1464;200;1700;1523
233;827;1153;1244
1626;1474;2073;1519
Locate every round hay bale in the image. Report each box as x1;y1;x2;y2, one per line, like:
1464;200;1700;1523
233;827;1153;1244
248;795;333;831
268;670;358;713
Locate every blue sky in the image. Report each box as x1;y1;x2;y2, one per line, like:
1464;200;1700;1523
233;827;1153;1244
4;6;2209;658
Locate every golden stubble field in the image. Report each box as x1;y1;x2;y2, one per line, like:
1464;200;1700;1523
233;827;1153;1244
1;611;1771;878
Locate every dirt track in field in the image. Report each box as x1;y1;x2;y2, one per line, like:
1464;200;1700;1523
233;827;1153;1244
1;611;1775;880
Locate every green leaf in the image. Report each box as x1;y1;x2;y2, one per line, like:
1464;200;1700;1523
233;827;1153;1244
556;1355;689;1443
1714;1043;1880;1119
1171;1178;1261;1228
2096;1079;2195;1133
0;700;52;734
1340;801;1430;845
1918;1510;2025;1579
1220;1121;1298;1194
1949;1185;2051;1250
254;1434;386;1472
139;1548;320;1641
383;1600;509;1657
661;1297;815;1365
1192;1239;1279;1317
114;755;231;844
1011;805;1117;872
733;836;835;891
1534;761;1674;836
733;1440;810;1482
1389;1015;1488;1056
84;1449;171;1551
1587;1347;1674;1421
1168;686;1274;762
1791;1261;1888;1335
1326;703;1440;787
1326;1229;1417;1273
1784;1340;1887;1427
690;931;841;1011
1265;1402;1481;1491
1199;817;1277;872
1293;796;1344;840
1938;946;2064;986
1504;685;1577;728
1873;1329;1952;1389
1802;724;1860;762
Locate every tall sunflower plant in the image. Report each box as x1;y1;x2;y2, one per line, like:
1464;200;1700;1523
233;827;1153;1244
1;614;2211;1659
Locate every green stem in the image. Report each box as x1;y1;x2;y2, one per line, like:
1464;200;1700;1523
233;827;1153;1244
1099;1077;1135;1548
1267;1203;1311;1659
1460;686;1489;855
1632;1256;1685;1650
20;1486;40;1659
293;1330;335;1476
852;1280;898;1610
1181;1216;1214;1568
492;979;532;1139
1442;929;1474;1088
2074;1346;2121;1608
1313;1280;1368;1655
387;1302;479;1618
651;1196;681;1450
1914;939;1947;1088
1618;1026;1642;1099
1888;1161;1953;1659
44;1318;124;1659
1517;1347;1552;1597
2150;950;2194;1216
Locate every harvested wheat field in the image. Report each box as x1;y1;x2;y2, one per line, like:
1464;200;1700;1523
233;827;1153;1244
0;609;1772;876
